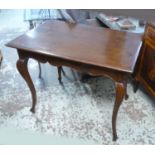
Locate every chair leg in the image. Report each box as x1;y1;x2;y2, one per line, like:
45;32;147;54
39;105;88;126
58;66;63;83
58;66;66;83
0;51;3;68
61;67;66;76
37;62;65;83
38;61;42;78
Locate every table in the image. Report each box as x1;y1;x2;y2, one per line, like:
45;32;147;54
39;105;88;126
6;20;142;141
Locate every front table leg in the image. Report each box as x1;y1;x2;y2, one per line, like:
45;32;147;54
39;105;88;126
16;58;36;113
112;81;125;141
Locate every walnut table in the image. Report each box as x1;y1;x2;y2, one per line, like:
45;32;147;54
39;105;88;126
6;20;142;141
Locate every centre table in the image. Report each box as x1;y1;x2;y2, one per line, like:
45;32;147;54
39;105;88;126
6;20;142;141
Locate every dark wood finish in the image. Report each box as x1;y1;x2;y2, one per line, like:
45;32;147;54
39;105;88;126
112;81;125;141
16;53;36;113
6;20;142;141
7;20;142;73
134;22;155;100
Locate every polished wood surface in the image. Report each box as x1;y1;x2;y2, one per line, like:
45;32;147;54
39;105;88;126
7;20;142;73
6;20;142;141
134;22;155;100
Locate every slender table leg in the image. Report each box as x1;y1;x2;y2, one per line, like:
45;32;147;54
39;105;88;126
16;58;36;113
112;81;125;141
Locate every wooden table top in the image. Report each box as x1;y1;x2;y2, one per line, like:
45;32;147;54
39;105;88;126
6;20;142;73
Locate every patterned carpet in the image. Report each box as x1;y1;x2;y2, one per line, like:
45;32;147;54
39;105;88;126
0;25;155;145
